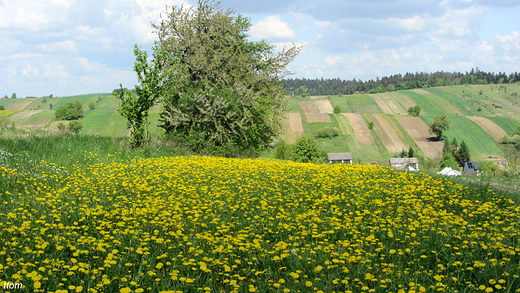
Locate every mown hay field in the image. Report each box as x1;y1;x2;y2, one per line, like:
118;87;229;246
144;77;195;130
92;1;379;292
1;153;520;293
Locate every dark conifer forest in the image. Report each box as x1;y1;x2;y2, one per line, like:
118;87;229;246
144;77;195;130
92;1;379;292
283;68;520;96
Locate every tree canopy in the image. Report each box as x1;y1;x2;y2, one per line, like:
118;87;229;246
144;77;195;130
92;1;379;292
429;114;451;140
152;0;302;155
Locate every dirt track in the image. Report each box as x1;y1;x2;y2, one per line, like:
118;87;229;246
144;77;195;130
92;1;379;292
465;116;509;141
395;115;444;158
369;114;407;153
342;113;373;144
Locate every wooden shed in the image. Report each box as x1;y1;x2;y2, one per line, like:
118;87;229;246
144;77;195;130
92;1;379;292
327;153;353;164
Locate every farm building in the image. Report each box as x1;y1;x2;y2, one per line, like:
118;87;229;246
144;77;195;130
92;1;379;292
463;162;480;175
389;157;419;171
437;167;462;176
327;153;353;164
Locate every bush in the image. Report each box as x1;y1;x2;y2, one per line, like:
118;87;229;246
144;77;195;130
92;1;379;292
333;105;341;114
57;122;66;132
55;101;83;120
274;140;292;160
316;127;339;139
291;136;326;163
0;105;5;110
68;121;83;134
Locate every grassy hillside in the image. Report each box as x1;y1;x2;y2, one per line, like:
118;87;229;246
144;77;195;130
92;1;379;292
1;84;519;164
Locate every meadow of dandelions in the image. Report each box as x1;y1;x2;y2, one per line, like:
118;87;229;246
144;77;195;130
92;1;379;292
1;154;519;292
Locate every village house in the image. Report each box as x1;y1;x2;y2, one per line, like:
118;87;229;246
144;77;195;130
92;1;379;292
327;153;353;164
463;162;480;175
389;157;419;171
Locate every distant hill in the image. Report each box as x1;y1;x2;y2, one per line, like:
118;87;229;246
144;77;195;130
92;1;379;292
1;84;519;164
280;84;520;164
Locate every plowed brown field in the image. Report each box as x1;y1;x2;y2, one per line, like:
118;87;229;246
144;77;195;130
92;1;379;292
342;113;373;144
305;113;332;123
314;99;334;113
281;113;304;143
299;102;318;113
369;114;407;153
395;115;444;158
369;94;394;114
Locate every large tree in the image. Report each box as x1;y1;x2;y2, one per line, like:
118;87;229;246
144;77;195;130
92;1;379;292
429;114;451;140
153;0;301;155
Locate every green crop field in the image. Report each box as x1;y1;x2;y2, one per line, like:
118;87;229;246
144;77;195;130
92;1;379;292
401;90;451;115
329;94;382;114
421;115;503;157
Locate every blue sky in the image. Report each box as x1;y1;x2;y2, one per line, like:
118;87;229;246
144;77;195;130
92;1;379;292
1;0;519;98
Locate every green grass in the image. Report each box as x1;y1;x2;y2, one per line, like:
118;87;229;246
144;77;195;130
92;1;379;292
488;116;520;135
329;94;383;114
425;88;476;116
421;115;502;157
401;90;448;115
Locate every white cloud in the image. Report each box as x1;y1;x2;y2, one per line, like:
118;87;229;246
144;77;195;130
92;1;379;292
38;40;77;53
251;15;296;39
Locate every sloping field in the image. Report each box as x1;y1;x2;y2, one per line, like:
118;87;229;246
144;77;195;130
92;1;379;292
465;116;509;141
487;117;519;135
20;110;54;128
403;90;460;115
368;114;407;153
330;95;383;114
314;99;334;113
385;92;417;114
281;113;304;143
369;94;394;114
421;115;502;157
3;98;37;111
395;115;444;158
299;102;318;113
5;110;45;126
305;113;332;123
342;113;373;144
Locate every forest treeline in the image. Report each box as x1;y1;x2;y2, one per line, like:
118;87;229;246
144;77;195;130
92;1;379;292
283;68;520;96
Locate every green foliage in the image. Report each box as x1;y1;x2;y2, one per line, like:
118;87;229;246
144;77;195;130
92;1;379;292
440;152;459;169
0;105;4;110
274;140;292;160
115;45;173;148
57;122;66;132
155;0;302;155
55;101;83;120
429;114;450;139
456;141;471;165
67;121;83;134
11;93;17;99
291;136;325;163
408;146;415;158
367;121;374;129
480;161;500;176
89;102;95;110
407;105;421;116
333;105;341;114
316;127;339;139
